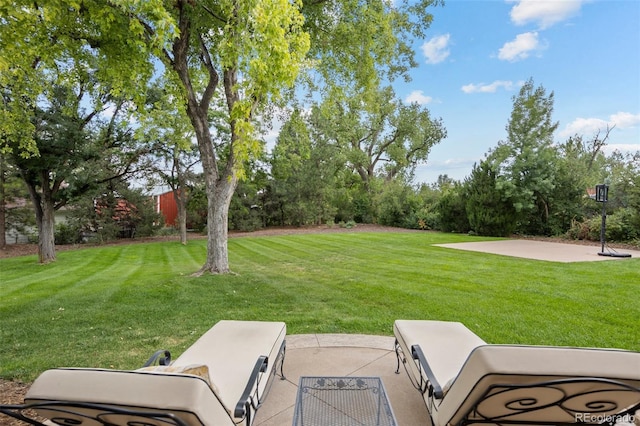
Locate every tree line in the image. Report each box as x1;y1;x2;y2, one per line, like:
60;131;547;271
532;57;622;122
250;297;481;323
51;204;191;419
1;1;638;271
221;78;639;244
1;77;638;255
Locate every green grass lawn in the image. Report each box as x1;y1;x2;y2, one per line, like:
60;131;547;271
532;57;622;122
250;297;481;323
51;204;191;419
1;231;638;382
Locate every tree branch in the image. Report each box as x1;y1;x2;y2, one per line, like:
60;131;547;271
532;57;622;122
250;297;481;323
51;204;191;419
198;33;219;111
197;1;228;24
588;124;614;170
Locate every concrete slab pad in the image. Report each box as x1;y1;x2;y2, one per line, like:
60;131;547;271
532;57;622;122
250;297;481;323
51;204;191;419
434;239;640;263
286;334;394;350
254;335;431;426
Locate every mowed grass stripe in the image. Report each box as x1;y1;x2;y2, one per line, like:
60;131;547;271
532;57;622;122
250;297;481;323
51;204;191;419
231;233;639;347
1;231;638;382
0;250;133;315
0;248;121;297
159;243;201;274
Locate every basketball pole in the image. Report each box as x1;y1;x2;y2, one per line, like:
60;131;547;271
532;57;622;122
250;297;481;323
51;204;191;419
595;183;632;258
599;196;606;254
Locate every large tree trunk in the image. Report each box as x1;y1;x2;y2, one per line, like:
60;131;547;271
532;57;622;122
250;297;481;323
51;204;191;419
186;104;237;275
173;189;188;245
38;201;56;264
199;175;237;274
171;3;240;275
26;181;56;263
178;198;188;245
0;157;6;249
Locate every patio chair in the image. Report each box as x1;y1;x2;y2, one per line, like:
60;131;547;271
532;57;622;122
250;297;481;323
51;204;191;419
0;320;286;426
394;320;640;426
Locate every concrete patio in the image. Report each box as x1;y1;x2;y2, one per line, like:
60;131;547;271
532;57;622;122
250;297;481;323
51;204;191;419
254;334;431;426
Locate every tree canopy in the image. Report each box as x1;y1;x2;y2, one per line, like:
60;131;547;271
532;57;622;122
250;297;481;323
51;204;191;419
1;0;310;271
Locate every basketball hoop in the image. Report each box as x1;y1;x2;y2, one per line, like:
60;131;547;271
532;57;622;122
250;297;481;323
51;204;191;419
589;183;632;258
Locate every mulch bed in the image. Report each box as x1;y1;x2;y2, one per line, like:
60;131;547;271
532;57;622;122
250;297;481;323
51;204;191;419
0;380;42;426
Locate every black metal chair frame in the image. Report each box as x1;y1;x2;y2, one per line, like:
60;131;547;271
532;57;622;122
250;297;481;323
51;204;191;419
394;340;640;426
0;340;286;426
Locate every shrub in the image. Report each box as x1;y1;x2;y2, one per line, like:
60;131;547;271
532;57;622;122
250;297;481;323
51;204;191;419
605;208;639;242
566;219;591;241
437;186;470;233
464;162;516;237
54;222;82;245
340;220;357;229
412;207;439;230
566;208;639;243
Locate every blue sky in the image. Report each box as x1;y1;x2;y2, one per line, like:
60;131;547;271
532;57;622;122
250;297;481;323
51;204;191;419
396;0;640;184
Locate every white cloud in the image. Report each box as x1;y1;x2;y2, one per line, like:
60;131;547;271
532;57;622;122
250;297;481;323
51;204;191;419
560;117;608;138
509;0;584;29
559;112;640;138
610;112;640;128
461;80;514;94
498;32;544;62
405;90;433;105
421;34;451;64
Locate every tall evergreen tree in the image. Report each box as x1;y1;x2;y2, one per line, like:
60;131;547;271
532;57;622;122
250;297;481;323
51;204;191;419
465;161;517;237
268;109;341;225
489;78;559;235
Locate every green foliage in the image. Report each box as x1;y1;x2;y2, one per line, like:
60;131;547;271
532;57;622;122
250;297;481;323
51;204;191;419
54;222;82;245
4;205;36;244
489;78;559;235
266;109;342;226
415;208;440;230
122;188;164;238
62;185;163;242
566;218;592;241
229;169;268;231
409;183;442;230
2;0;311;272
0;1;172;156
339;220;357;229
309;85;445;189
436;183;470;233
374;179;421;228
1;164;34;243
604;208;640;242
303;0;444;88
548;137;594;234
5;72;152;261
11;82;104;204
185;184;208;232
567;208;640;245
215;0;311;173
465;161;517;237
350;189;376;224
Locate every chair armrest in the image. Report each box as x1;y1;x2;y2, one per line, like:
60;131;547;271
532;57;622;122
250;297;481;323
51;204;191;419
142;349;172;367
234;355;269;421
411;344;444;399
